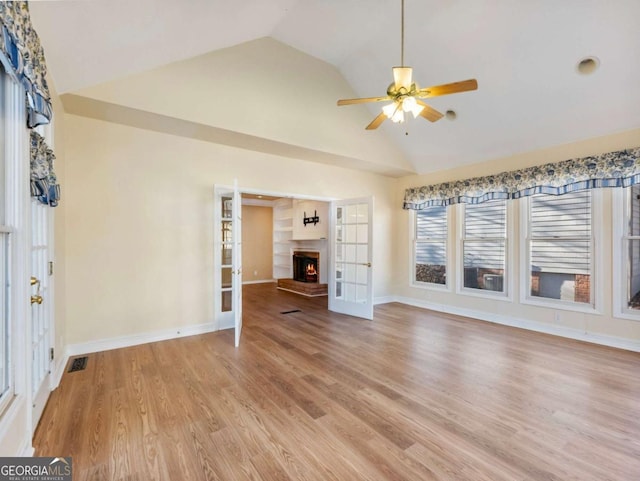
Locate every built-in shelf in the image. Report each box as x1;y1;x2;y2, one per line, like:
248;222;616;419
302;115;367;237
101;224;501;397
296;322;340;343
273;198;293;280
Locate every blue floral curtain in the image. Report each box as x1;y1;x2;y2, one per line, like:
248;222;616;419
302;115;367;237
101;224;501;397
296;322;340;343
30;131;59;207
403;147;640;209
0;1;52;128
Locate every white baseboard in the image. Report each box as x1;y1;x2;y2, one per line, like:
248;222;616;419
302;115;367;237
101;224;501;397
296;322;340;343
393;295;640;353
51;354;69;389
242;279;276;285
374;296;395;305
65;321;219;357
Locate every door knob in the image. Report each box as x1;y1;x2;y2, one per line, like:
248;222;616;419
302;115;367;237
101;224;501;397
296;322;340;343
31;276;42;304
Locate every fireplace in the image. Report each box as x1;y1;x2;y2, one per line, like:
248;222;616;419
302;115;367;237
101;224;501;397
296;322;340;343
293;251;319;283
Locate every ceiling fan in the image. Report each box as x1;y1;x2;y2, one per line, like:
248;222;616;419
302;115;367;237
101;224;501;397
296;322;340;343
337;0;478;130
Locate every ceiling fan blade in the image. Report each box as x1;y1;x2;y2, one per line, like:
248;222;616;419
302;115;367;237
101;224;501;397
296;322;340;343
416;100;444;122
365;112;387;130
337;96;390;106
417;79;478;98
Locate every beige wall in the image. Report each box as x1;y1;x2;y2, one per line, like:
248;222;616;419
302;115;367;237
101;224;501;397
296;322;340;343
73;38;412;176
62;114;395;346
393;128;640;345
241;205;273;282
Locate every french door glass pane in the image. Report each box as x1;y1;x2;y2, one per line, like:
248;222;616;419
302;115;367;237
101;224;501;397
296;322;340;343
222;267;233;288
345;283;356;301
221;245;232;265
222;197;232;218
346;204;357;222
221;290;232;312
358;203;368;220
346;225;356;242
222;221;232;243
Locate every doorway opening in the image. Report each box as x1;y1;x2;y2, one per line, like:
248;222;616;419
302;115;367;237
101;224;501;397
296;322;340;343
214;186;374;347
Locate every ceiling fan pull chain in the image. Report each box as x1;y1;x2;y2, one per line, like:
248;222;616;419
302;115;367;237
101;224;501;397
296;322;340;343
401;0;405;66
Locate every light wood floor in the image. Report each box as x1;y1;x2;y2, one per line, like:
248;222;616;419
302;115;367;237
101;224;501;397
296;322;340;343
34;283;640;480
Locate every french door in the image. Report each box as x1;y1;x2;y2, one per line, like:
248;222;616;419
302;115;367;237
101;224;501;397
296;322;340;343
214;184;243;346
329;197;374;320
31;199;53;430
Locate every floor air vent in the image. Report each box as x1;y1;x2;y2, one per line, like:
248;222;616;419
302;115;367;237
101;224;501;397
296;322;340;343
281;309;302;314
68;356;88;373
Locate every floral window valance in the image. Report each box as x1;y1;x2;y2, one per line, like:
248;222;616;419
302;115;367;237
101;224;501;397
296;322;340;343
30;131;59;207
0;2;52;128
403;147;640;209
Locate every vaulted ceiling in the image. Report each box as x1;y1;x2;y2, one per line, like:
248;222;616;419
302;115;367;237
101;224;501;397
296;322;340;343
30;0;640;176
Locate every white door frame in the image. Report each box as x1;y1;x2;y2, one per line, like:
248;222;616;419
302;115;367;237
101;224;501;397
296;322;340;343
213;185;336;343
214;187;379;338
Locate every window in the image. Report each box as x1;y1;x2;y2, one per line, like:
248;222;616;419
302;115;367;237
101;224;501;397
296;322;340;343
527;190;592;305
620;185;640;314
0;67;10;412
462;200;506;293
414;206;447;285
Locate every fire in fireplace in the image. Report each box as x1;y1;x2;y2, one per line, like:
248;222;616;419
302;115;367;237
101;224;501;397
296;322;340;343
293;251;319;283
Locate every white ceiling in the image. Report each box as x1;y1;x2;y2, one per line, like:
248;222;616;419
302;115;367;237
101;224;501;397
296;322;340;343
30;0;640;176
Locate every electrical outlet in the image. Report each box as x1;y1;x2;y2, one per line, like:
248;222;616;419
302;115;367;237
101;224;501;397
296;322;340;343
554;311;561;322
254;270;258;276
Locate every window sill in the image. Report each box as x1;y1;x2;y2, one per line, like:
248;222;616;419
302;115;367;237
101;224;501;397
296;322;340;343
410;281;450;292
612;310;640;322
458;287;512;302
520;296;601;315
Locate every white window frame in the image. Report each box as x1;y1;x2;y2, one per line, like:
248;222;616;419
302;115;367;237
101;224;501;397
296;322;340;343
612;187;640;321
520;189;602;313
0;70;12;416
0;66;29;418
457;200;513;301
0;228;11;416
411;206;451;291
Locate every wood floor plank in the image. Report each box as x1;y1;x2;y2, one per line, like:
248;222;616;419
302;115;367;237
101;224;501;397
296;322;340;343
34;283;640;480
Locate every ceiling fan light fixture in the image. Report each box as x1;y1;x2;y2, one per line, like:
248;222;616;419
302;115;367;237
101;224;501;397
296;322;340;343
391;109;405;123
382;102;398;118
382;101;406;123
393;67;413;90
401;96;424;118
